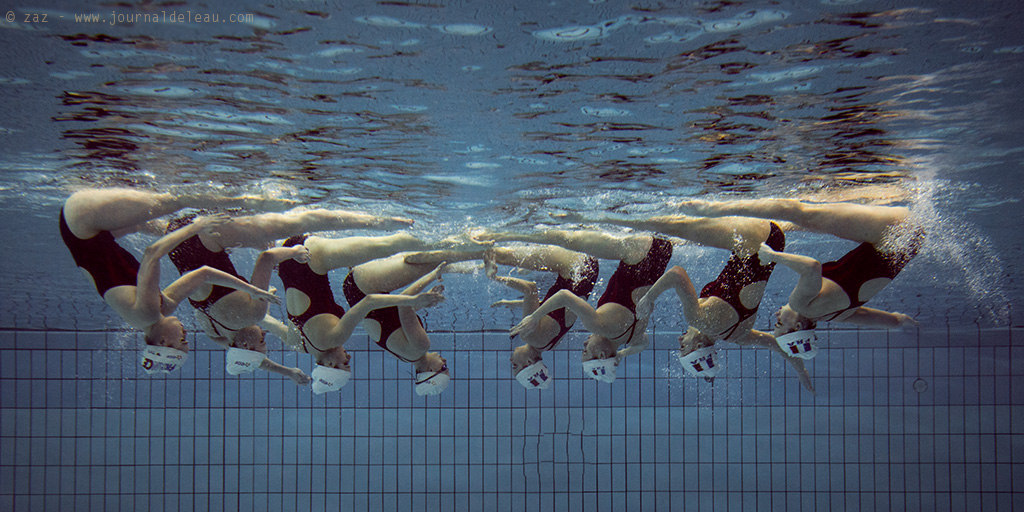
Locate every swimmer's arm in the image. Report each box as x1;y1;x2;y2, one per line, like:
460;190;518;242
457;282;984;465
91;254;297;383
259;314;302;350
490;276;541;314
539;290;601;330
161;266;279;315
325;293;441;344
637;266;700;320
840;307;918;328
616;330;649;360
399;263;445;296
250;246;307;290
258;358;311;385
735;329;815;393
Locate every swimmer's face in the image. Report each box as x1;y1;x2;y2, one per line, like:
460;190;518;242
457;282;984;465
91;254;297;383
230;326;267;353
319;348;351;372
510;345;542;376
774;305;805;337
150;317;188;352
582;334;614;362
421;352;449;376
678;327;712;356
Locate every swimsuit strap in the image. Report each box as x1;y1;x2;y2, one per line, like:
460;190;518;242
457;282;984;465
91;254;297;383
197;307;241;338
718;320;744;341
611;313;640;344
290;316;330;355
819;306;858;323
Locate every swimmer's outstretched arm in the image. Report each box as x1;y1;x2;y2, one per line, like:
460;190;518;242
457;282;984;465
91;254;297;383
511;290;602;338
323;289;445;346
635;266;701;320
132;215;229;325
162;267;281;315
839;307;918;328
258;358;312;385
731;329;815;393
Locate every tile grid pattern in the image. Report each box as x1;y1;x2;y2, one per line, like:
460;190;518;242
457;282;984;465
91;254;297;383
0;326;1021;511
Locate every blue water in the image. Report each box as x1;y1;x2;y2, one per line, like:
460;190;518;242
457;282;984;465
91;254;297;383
1;0;1022;510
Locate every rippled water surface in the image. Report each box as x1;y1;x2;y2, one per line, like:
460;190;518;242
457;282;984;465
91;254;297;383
1;0;1021;329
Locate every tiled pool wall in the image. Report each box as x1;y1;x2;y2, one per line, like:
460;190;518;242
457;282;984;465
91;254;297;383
0;327;1021;511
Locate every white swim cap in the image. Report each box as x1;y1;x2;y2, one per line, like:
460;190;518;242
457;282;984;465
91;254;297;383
582;357;617;383
225;347;266;375
679;346;722;378
415;371;450;396
310;365;353;394
140;345;188;375
515;361;552;389
775;329;819;360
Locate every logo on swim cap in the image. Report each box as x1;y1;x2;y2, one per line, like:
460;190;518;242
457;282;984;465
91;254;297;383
582;358;617;383
679;346;722;378
775;330;819;360
516;361;552;389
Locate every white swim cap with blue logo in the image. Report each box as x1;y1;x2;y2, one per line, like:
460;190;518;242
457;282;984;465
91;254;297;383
516;361;552;389
678;346;722;378
582;357;618;383
140;345;188;375
775;330;819;360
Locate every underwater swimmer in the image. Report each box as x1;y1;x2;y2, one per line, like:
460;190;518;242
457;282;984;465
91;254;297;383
476;227;671;384
278;233;486;395
672;198;922;345
483;244;599;389
560;212;813;392
164;208;412;384
59;188;287;374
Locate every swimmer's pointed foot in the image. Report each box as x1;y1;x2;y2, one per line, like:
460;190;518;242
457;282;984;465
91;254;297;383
440;231;494;251
670;199;717;216
549;212;587;224
491;299;523;309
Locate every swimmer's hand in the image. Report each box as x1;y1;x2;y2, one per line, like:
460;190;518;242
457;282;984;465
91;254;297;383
421;262;448;284
511;313;540;339
757;242;779;266
288;245;311;264
483;251;498;279
411;285;446;309
251;287;281;305
787;356;815;394
194;212;231;236
635;293;655;319
288;367;312;386
894;312;918;328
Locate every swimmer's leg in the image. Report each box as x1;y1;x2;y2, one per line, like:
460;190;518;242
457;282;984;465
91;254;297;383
481;229;647;264
63;188;294;239
673;198;908;245
206;209;414;250
594;215;771;257
303;234;429;274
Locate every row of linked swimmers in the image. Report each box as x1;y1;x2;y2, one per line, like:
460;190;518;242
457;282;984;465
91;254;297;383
59;188;923;397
